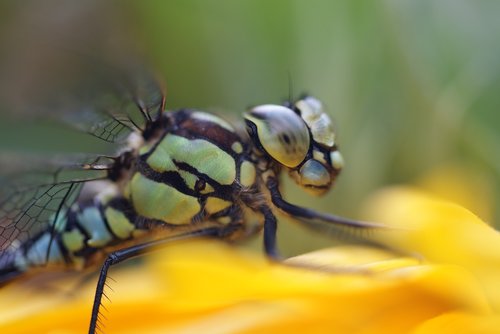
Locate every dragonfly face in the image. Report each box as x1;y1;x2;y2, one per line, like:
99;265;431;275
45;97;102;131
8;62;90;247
245;96;344;195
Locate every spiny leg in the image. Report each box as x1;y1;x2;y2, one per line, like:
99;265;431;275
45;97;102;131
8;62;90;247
264;177;400;273
256;204;374;275
266;177;385;230
88;225;238;334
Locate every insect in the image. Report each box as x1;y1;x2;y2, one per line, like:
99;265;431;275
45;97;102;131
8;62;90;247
0;72;383;333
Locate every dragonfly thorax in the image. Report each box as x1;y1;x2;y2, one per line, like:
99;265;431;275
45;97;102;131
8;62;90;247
123;109;259;225
244;96;344;196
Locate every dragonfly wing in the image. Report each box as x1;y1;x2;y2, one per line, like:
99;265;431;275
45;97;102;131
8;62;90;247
0;154;111;260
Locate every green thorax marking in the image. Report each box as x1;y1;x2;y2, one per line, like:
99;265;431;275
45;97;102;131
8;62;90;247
146;134;236;185
129;173;200;224
126;110;259;225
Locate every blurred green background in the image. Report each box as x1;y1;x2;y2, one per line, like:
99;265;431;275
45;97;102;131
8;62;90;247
0;0;499;255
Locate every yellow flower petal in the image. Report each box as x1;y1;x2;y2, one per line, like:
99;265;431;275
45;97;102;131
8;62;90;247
414;312;500;334
1;187;499;333
0;238;492;334
416;164;494;223
364;186;500;311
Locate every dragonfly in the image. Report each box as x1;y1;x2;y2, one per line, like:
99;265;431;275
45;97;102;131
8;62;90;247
0;69;386;334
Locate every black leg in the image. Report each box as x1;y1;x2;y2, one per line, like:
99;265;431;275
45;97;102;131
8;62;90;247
88;226;227;334
260;206;279;259
266;178;386;230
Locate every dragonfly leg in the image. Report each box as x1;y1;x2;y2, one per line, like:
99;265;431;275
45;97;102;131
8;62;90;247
266;177;385;230
88;226;233;334
260;206;279;259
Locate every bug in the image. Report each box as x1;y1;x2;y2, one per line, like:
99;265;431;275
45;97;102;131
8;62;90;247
0;73;384;333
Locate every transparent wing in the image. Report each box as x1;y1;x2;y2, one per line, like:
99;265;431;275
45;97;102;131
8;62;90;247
0;2;166;273
60;68;166;144
0;155;112;253
0;72;165;265
0;85;160;271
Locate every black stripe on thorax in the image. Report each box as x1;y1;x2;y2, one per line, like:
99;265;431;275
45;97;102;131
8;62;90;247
136;159;198;197
173;161;235;201
136;156;236;202
170;109;250;157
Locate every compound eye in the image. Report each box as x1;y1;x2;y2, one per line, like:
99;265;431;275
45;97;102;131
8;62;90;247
244;105;310;168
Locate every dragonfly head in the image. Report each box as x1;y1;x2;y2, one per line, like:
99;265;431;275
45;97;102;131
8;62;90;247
244;96;344;196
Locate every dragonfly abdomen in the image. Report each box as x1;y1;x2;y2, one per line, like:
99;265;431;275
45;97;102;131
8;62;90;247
0;196;140;284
